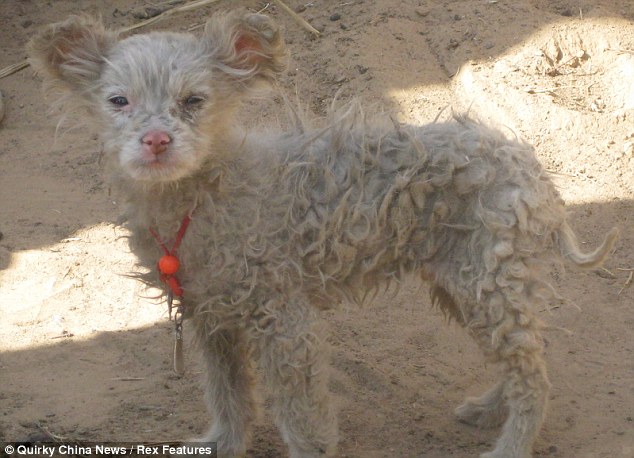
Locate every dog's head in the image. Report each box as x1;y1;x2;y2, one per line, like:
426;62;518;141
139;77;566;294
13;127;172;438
28;11;286;183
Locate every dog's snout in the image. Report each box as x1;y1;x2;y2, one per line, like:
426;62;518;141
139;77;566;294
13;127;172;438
141;130;172;155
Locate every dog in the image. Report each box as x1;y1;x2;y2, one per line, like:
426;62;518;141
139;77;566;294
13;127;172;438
28;11;618;458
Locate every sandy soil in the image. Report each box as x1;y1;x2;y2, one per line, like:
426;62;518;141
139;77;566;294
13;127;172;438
1;1;633;457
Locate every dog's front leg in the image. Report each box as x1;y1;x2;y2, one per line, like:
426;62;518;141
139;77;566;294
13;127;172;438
194;326;256;458
254;298;338;457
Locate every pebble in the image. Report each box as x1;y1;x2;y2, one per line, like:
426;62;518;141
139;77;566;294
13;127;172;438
330;13;341;21
448;38;460;49
132;7;162;20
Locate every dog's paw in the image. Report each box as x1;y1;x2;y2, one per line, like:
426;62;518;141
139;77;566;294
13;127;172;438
455;398;507;429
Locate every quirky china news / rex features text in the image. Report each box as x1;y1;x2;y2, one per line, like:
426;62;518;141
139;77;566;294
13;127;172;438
2;443;217;457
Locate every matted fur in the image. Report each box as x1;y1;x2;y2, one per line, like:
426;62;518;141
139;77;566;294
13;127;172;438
28;11;618;458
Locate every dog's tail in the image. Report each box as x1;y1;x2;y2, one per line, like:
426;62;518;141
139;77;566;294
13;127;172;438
557;223;619;268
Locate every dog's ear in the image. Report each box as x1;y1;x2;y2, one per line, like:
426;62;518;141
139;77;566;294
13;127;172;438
203;11;286;89
27;15;117;96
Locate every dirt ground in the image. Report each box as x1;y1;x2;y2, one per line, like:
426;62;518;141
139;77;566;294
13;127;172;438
1;0;633;457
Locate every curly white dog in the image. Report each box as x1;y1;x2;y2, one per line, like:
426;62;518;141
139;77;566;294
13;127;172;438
28;11;618;458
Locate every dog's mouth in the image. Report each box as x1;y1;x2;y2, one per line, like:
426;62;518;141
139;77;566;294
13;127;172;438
138;149;178;169
142;155;172;168
117;136;203;183
124;151;191;182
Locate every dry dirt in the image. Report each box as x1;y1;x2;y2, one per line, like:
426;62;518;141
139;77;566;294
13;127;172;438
1;1;633;457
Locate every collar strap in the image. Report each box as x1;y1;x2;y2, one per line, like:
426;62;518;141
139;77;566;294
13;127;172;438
149;214;192;298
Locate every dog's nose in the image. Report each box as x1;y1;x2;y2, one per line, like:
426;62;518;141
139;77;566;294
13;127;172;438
141;130;172;155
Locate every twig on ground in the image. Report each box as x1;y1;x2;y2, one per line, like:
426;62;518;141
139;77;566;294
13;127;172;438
37;423;68;442
273;0;321;36
597;267;616;279
0;60;29;79
617;268;633;296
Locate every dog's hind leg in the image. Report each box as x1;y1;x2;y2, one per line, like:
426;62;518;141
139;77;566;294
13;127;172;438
254;299;337;457
433;265;549;457
482;327;549;458
455;380;508;429
431;285;509;429
195;327;257;458
467;293;550;458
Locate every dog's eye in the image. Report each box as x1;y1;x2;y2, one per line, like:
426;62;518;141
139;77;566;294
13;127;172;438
108;96;129;107
184;95;205;106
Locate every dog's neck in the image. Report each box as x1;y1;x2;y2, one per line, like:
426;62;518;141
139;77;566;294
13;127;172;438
109;148;255;230
110;158;226;234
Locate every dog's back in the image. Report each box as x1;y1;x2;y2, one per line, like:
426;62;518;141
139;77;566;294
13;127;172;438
259;111;615;310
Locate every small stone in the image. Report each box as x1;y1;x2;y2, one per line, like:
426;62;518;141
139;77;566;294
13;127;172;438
132;7;162;20
330;13;341;21
21;20;33;28
448;38;460;49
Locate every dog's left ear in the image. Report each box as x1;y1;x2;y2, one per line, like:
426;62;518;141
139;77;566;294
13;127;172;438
203;11;286;89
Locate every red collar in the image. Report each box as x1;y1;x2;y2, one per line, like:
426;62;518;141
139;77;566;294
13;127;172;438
149;214;192;298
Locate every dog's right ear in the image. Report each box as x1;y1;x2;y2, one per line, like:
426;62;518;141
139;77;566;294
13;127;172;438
27;15;118;96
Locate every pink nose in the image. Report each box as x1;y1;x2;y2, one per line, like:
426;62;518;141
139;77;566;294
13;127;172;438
141;130;172;155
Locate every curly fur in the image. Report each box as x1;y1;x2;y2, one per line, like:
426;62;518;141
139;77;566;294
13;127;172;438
28;10;618;458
